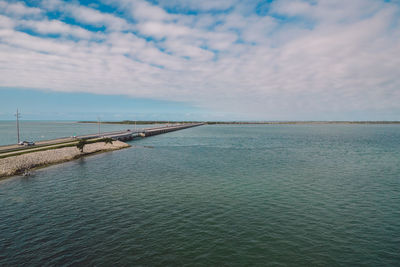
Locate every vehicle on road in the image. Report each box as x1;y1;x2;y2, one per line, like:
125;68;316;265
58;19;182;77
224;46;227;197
18;141;35;146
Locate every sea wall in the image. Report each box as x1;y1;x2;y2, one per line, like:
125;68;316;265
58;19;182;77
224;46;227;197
0;141;130;178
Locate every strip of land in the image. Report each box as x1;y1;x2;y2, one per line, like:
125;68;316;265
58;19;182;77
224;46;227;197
0;123;204;179
79;120;400;125
0;140;130;178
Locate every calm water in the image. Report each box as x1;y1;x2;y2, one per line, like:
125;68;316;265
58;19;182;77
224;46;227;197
1;124;399;266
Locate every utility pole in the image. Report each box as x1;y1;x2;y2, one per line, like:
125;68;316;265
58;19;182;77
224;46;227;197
97;116;101;137
15;109;21;144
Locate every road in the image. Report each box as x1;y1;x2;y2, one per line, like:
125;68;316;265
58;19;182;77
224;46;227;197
0;129;136;154
0;124;201;156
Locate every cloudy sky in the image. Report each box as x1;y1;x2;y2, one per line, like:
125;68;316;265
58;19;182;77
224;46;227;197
0;0;399;121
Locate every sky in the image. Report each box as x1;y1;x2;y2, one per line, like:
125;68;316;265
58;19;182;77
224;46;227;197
0;0;399;121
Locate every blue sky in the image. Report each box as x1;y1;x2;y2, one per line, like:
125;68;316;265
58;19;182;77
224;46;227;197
0;88;217;120
0;0;399;121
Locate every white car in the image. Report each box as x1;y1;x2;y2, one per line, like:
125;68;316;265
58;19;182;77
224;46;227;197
19;141;35;146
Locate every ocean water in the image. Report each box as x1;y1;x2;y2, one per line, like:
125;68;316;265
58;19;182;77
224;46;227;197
0;124;399;266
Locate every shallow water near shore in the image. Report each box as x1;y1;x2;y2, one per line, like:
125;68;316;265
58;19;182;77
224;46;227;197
1;124;400;265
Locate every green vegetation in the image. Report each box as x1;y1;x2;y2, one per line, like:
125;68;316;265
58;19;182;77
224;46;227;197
0;137;119;159
101;137;113;145
76;139;87;153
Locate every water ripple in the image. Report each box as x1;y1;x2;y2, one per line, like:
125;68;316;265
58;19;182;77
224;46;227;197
1;125;400;266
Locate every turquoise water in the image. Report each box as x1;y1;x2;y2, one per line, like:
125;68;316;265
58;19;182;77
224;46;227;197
1;124;400;266
0;121;158;146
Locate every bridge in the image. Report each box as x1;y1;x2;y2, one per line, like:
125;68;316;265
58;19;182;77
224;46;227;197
96;123;204;140
0;123;204;156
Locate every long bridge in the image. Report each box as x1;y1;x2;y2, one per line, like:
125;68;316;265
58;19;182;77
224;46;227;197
0;123;204;156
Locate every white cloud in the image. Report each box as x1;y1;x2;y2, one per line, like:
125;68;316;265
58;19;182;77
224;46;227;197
270;0;385;24
0;29;73;54
0;0;42;17
0;14;15;29
157;0;236;12
0;0;399;119
18;19;103;39
130;0;173;21
39;1;131;32
137;21;191;38
66;4;130;31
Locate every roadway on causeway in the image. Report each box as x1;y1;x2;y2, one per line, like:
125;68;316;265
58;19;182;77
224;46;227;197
0;129;139;154
0;124;203;155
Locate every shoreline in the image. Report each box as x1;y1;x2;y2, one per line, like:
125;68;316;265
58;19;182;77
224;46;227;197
78;120;400;125
0;140;130;179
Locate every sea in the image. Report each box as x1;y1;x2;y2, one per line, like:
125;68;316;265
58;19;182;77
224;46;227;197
0;121;399;266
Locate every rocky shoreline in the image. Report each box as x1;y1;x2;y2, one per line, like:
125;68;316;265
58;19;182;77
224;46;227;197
0;141;130;178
